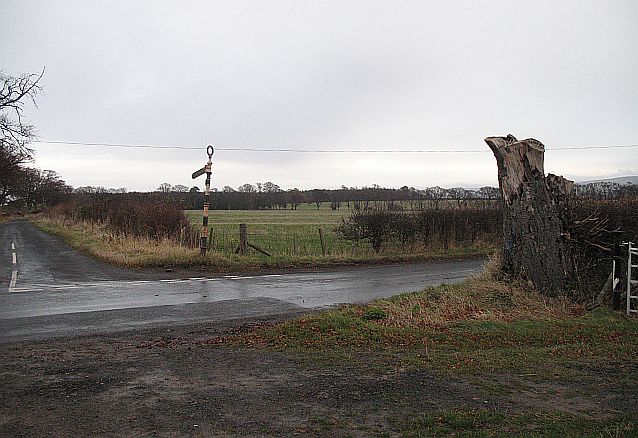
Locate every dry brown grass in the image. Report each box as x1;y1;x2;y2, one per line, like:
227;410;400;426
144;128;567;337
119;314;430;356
33;216;204;267
354;255;584;328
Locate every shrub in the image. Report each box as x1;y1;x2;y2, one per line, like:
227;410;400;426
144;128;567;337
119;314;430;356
337;207;502;253
47;194;198;243
336;209;395;253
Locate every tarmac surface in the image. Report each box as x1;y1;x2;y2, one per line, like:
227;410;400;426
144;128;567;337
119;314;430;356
0;220;484;342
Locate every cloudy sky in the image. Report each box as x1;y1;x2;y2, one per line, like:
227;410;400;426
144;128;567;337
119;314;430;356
2;1;637;191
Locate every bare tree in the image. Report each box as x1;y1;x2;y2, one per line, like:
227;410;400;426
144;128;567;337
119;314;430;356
308;189;329;210
172;184;189;192
156;183;173;193
425;186;447;210
237;183;256;209
237;183;256;193
0;69;45;205
287;188;305;210
17;168;71;208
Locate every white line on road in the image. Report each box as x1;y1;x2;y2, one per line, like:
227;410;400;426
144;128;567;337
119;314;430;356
9;270;17;289
8;242;18;291
3;272;288;294
8;286;44;293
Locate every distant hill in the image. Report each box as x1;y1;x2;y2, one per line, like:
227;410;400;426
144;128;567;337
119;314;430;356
579;176;638;185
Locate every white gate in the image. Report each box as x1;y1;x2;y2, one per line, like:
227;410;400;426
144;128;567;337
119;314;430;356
627;242;638;316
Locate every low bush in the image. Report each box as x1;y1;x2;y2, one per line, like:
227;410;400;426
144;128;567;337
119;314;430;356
336;207;501;253
47;194;197;243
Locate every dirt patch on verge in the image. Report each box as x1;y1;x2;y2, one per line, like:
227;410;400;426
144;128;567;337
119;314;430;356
1;318;635;437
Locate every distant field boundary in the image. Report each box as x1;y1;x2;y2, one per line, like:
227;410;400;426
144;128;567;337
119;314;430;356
28;216;492;272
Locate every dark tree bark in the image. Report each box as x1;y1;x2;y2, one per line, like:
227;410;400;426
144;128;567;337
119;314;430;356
485;135;574;296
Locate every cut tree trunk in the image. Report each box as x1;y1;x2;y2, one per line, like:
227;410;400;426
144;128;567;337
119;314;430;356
485;135;575;296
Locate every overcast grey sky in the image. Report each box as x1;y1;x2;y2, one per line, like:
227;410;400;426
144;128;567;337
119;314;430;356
2;1;637;191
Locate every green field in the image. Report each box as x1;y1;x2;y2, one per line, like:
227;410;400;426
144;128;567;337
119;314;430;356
186;206;496;258
186;208;369;257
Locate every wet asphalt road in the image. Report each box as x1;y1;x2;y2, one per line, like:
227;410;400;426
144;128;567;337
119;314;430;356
0;220;484;342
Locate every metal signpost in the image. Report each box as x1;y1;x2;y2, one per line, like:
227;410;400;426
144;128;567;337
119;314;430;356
192;145;214;255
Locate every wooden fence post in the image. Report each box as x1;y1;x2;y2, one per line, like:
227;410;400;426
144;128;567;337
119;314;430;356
319;227;327;256
207;231;214;253
239;223;248;256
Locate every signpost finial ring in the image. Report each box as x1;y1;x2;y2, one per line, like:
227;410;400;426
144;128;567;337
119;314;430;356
207;145;214;158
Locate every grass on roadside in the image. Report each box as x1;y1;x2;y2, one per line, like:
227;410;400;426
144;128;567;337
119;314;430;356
223;272;637;379
0;213;25;225
30;215;492;271
201;269;638;435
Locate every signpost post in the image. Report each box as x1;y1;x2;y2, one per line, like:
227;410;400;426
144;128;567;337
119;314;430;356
192;145;214;255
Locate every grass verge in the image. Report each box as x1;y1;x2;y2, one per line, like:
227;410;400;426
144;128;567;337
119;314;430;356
220;274;637;380
0;213;25;225
29;216;492;271
202;274;637;434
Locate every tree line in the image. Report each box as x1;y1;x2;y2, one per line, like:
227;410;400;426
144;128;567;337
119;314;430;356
1;70;72;209
152;181;636;211
176;183;502;211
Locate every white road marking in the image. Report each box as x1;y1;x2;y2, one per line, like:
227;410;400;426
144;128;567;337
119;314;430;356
9;270;17;289
7;242;18;291
8;287;44;293
3;272;285;293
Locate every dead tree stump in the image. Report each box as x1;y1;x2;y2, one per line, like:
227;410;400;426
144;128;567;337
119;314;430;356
485;135;575;296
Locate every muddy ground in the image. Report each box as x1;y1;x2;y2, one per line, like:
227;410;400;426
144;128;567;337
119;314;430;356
2;313;636;437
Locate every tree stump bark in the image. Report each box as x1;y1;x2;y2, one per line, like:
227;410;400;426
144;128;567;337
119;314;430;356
485;135;575;296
